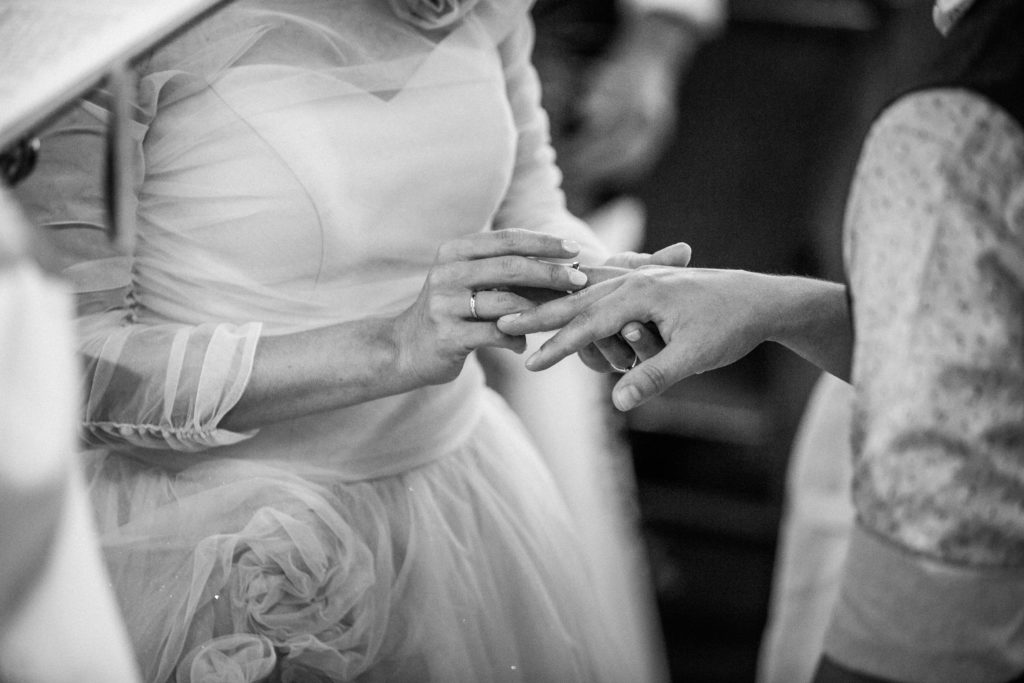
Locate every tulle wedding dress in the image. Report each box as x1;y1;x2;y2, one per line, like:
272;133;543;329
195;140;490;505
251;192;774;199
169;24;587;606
15;1;665;681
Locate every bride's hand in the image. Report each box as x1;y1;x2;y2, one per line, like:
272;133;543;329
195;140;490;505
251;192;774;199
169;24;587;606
392;229;588;386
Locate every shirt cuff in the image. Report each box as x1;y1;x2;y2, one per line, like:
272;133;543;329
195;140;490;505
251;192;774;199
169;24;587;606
824;525;1024;683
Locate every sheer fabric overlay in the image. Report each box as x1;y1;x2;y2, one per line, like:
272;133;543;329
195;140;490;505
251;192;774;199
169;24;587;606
14;1;655;681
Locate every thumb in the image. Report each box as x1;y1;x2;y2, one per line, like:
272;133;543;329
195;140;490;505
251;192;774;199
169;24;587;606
610;346;690;411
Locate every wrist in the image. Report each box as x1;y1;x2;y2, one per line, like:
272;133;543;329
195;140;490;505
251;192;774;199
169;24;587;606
382;312;422;392
762;275;827;344
762;275;852;379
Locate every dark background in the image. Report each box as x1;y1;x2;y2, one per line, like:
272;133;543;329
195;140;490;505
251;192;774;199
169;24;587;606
625;2;943;679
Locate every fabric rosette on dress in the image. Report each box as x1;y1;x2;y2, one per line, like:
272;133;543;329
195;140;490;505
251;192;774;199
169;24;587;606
89;457;392;683
388;0;481;29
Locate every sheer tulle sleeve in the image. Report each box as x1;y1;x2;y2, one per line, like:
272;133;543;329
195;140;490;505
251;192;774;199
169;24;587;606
494;15;610;264
16;92;262;453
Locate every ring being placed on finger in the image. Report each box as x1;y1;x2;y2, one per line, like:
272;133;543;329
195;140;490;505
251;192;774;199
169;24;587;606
469;291;480;320
564;261;581;293
609;354;639;374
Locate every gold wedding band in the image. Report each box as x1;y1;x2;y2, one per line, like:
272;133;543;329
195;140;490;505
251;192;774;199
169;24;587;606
469;291;480;320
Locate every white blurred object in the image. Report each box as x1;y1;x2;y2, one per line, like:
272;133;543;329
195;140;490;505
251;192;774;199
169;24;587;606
933;0;978;33
0;190;140;683
585;194;648;254
757;372;856;683
497;337;670;683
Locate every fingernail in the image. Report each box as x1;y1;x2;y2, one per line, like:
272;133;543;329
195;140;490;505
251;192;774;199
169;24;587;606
498;313;521;327
525;352;540;370
562;239;581;254
614;385;640;411
568;269;588;286
623;327;641;342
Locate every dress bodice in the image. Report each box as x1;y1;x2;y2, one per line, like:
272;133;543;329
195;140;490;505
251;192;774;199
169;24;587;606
125;1;524;473
135;0;516;329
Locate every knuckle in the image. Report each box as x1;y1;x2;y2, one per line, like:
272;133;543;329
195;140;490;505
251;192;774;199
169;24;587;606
435;241;456;262
499;256;522;278
571;307;594;328
630;268;659;293
496;291;520;311
425;267;447;289
496;229;519;248
548;264;567;286
426;299;445;321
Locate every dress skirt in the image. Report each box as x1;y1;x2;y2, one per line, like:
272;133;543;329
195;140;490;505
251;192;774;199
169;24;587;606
84;389;629;683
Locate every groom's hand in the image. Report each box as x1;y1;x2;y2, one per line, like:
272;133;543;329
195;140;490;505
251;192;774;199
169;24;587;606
498;262;771;412
575;243;690;372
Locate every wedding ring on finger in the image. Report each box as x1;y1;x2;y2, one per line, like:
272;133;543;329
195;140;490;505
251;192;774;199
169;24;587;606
609;355;639;374
469;291;480;320
568;261;581;292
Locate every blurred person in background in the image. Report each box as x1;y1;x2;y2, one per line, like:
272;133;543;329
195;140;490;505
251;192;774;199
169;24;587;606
533;0;725;227
500;0;1024;680
0;179;140;682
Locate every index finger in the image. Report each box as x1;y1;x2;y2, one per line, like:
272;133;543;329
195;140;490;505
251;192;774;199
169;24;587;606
523;290;648;371
437;229;582;263
497;277;622;336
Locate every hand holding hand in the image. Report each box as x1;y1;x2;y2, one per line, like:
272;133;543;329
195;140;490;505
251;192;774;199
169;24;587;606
498;263;776;411
565;242;692;374
392;229;588;387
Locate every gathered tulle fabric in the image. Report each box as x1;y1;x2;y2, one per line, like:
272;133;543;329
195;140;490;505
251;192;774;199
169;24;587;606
87;393;625;683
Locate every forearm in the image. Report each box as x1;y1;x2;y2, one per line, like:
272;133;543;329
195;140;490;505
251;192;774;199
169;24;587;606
221;316;402;432
763;275;852;381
